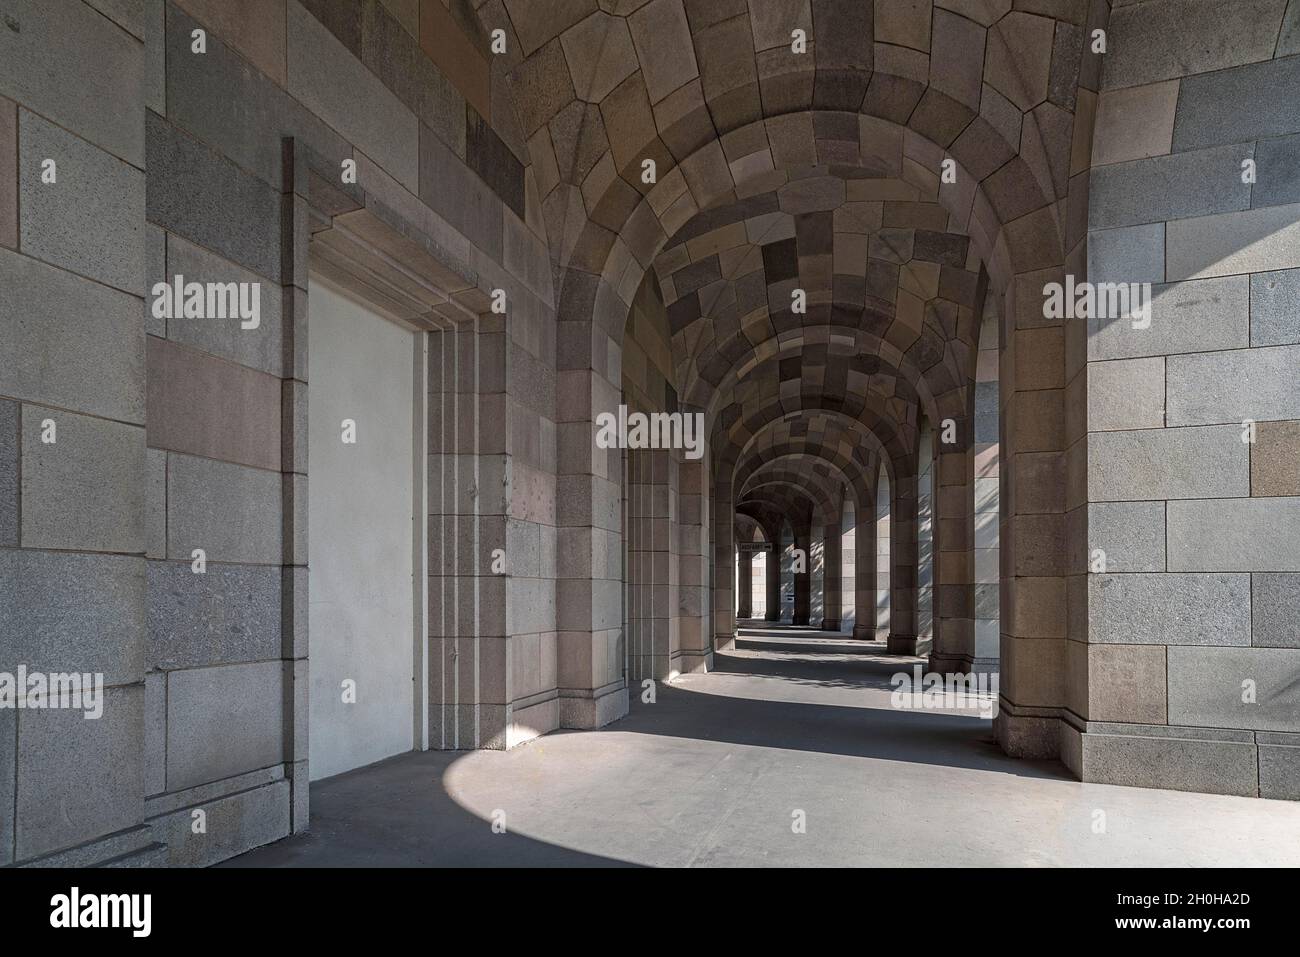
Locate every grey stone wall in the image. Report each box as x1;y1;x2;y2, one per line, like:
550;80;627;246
1070;0;1300;798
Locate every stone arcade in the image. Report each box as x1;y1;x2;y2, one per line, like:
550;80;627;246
1;0;1299;868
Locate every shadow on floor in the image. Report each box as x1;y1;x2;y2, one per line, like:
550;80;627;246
221;748;642;868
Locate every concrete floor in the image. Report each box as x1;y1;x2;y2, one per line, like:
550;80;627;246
229;627;1300;867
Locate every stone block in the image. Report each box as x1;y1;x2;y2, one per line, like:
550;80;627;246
1259;735;1300;800
162;235;284;375
165;660;284;790
19;109;144;294
0;398;15;546
146;337;282;471
1088;144;1252;231
166;452;282;565
1087;357;1163;431
1077;725;1257;797
152;779;290;866
1166;345;1300;426
420;118;504;261
0;0;144;165
0;95;14;249
1091;80;1178;167
0;246;145;423
148;561;281;670
1171;48;1300;151
0;707;12;864
984;11;1053;113
1085;643;1167;723
1250;267;1300;347
144;671;165;796
1166;203;1300;281
21;406;145;553
1105;0;1287;91
1089;572;1251;645
286;0;419;189
1167;497;1300;571
0;549;145;686
1085;501;1165;573
1253;132;1300;209
15;685;144;860
1086;221;1163;285
1253;573;1300;648
173;0;287;83
418;0;489;118
1088;425;1247;501
1168;645;1300;732
146;113;282;282
1253;420;1300;496
1088;275;1248;361
166;4;349;193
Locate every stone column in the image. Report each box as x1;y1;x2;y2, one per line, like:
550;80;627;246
791;515;812;626
820;509;842;630
889;467;919;654
764;520;782;621
736;548;753;619
852;492;877;639
677;455;710;671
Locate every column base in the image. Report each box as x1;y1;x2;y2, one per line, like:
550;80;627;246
851;623;874;640
820;617;840;631
886;633;918;655
559;682;629;730
792;613;810;626
764;612;781;622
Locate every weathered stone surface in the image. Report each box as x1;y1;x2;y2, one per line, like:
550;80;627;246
165;661;284;790
1253;573;1300;648
420;117;505;261
0;549;145;685
153;779;290;866
0;96;14;250
1088;425;1248;501
0;707;12;864
984;11;1053;113
1088;144;1252;230
1105;0;1288;91
21;406;145;554
1259;736;1300;799
0;398;16;547
174;0;287;83
1167;497;1300;572
148;561;281;670
0;0;145;165
1086;222;1164;285
19;109;144;294
1252;420;1300;496
146;337;282;472
1085;644;1167;724
1087;356;1163;431
1086;501;1165;572
1078;726;1257;797
0;247;145;423
162;235;284;374
1168;646;1300;732
1089;573;1251;645
1089;275;1248;361
1091;80;1179;167
287;0;419;189
16;686;144;860
1167;203;1300;282
145;671;165;796
146;113;282;282
1166;345;1300;426
166;5;351;192
1171;49;1300;151
1253;132;1300;209
166;452;282;565
1250;268;1300;347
